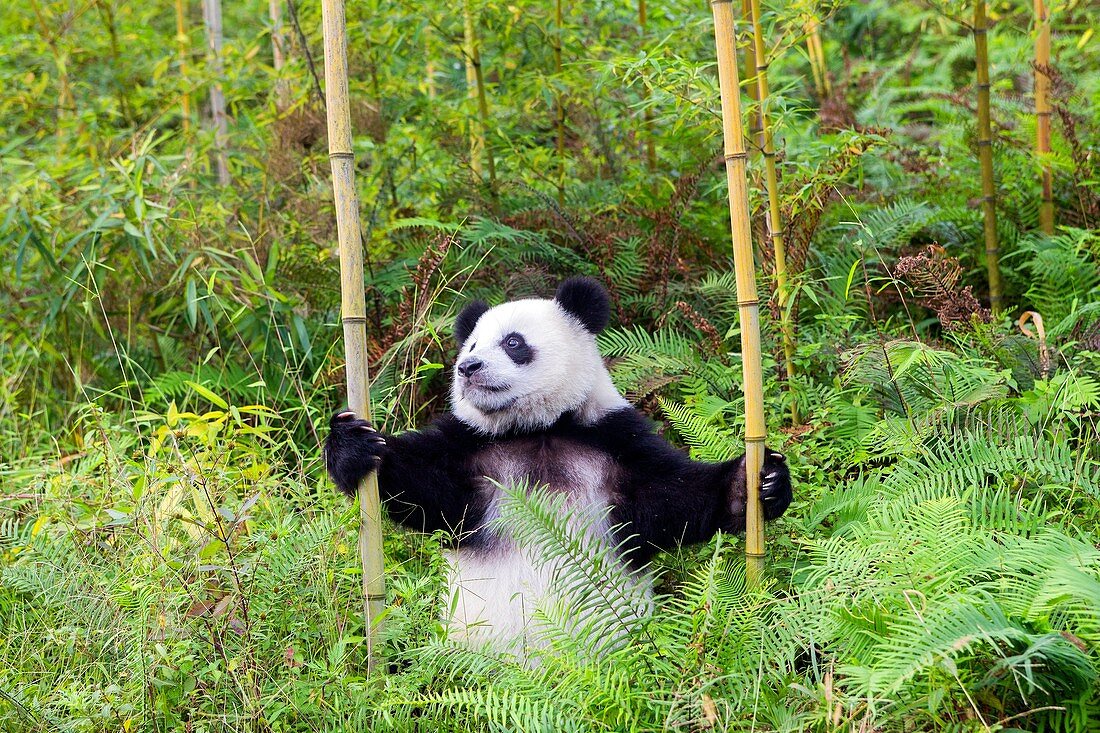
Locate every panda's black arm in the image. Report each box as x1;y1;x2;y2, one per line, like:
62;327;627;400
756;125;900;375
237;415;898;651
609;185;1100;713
584;408;790;558
325;412;486;535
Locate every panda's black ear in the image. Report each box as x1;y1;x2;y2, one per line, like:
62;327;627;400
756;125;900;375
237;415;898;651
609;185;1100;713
555;276;610;334
454;299;490;344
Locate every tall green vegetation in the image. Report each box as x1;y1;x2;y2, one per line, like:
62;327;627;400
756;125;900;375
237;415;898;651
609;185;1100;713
202;0;230;185
748;0;798;425
463;0;495;192
1034;0;1054;234
175;0;192;132
973;0;1002;313
2;0;1098;730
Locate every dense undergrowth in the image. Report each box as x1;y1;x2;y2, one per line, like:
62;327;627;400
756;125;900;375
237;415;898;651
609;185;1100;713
1;0;1098;730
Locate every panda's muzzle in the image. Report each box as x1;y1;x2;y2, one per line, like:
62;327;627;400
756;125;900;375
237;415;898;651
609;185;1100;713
458;358;510;393
458;357;483;377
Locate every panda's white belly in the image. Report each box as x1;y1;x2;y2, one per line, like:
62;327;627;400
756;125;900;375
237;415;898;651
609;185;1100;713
443;547;550;649
443;438;634;651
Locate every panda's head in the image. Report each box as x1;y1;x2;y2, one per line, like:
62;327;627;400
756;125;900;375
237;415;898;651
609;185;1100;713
451;277;629;435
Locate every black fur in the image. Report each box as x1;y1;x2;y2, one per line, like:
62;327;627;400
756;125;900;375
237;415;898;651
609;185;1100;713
501;332;534;365
325;407;791;562
554;277;610;334
454;300;490;344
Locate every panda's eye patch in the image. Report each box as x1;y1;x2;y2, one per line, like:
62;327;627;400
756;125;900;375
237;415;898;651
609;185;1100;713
501;332;533;365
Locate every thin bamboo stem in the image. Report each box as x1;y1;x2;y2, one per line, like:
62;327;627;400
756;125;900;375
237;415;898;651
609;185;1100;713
95;0;132;122
463;0;495;192
175;0;191;132
804;16;825;97
270;0;290;112
320;0;386;672
1034;0;1053;234
710;0;766;586
742;0;760;156
812;19;830;95
639;0;656;173
473;44;496;193
974;0;1003;313
202;0;230;186
741;0;757;102
424;23;436;100
463;3;481;179
749;0;798;426
553;0;566;204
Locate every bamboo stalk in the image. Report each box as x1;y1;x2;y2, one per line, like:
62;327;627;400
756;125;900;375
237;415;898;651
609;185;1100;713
202;0;230;185
424;23;436;100
741;0;757;102
639;0;656;173
270;0;290;113
749;0;798;426
1034;0;1053;234
742;0;760;156
175;0;191;133
463;2;481;179
320;0;386;672
553;0;566;204
95;0;132;123
811;18;830;95
463;0;495;192
974;0;1003;313
804;16;825;97
710;0;766;585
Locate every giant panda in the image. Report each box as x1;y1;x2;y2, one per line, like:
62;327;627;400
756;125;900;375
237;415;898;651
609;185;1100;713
325;276;792;650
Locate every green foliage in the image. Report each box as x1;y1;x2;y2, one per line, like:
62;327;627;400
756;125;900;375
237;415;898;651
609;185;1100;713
2;0;1099;730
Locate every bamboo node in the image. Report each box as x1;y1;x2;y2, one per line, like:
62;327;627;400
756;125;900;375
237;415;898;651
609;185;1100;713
342;316;368;324
737;299;759;307
977;82;991;90
329;151;355;160
366;593;386;601
745;434;767;443
973;27;988;35
723;151;749;161
745;551;766;558
980;195;995;203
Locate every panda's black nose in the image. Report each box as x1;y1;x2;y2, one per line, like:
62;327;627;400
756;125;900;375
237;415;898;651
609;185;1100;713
458;357;483;377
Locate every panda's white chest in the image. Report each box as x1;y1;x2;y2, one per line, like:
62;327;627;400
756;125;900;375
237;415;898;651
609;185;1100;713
444;438;620;649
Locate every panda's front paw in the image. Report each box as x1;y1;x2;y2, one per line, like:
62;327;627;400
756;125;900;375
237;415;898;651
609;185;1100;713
324;410;389;496
760;449;792;520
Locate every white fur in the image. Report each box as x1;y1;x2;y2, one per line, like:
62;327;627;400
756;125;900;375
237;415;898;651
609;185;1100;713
443;547;551;650
445;440;648;653
451;299;628;435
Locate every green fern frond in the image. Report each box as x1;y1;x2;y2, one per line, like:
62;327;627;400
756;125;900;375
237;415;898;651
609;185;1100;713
657;397;741;462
